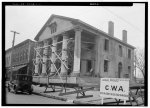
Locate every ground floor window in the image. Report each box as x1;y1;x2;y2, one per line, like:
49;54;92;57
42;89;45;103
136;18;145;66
104;60;109;72
87;60;92;72
128;66;131;75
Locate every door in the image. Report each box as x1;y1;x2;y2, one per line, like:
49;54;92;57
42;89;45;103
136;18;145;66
80;60;87;75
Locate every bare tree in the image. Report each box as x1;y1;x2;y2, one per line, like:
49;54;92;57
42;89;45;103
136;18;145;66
134;48;145;78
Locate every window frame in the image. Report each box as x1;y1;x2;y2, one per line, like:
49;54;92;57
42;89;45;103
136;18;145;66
128;49;131;59
104;59;109;72
87;60;92;72
119;45;123;57
128;66;131;73
104;38;109;52
50;22;57;34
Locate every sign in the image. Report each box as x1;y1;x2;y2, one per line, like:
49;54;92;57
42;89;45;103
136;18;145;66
100;78;129;100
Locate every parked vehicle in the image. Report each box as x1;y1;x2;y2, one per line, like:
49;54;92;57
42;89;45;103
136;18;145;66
8;69;33;94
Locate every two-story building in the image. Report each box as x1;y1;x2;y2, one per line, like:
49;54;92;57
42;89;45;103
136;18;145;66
32;14;135;87
5;39;35;80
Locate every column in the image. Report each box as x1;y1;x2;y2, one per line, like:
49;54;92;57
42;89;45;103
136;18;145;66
51;37;57;73
94;36;101;77
34;43;40;76
41;40;49;76
60;32;68;76
71;27;82;76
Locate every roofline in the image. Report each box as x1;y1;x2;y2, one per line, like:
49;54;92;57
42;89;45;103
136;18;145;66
34;14;78;41
34;14;135;49
6;39;35;52
76;21;135;49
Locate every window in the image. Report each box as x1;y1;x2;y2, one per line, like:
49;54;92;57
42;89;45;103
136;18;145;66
49;22;57;34
51;26;56;34
12;54;14;62
87;60;92;72
24;50;26;60
6;57;8;65
128;66;131;74
17;53;19;62
14;54;16;62
128;49;131;59
16;53;18;62
22;50;24;60
104;60;109;72
26;49;28;59
51;27;56;34
20;52;22;61
119;45;123;57
104;39;109;51
19;52;21;62
118;62;122;78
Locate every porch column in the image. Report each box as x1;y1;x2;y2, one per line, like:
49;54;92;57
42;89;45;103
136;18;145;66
34;43;40;76
95;36;101;77
51;37;57;73
71;27;82;76
41;40;49;76
60;32;68;76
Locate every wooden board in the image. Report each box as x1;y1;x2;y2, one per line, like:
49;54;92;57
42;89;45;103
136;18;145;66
33;76;100;88
77;77;100;88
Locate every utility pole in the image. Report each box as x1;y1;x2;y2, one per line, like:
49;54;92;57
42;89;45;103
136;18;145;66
134;54;137;82
10;31;20;81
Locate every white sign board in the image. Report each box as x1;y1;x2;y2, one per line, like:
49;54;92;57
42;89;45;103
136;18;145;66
100;78;129;100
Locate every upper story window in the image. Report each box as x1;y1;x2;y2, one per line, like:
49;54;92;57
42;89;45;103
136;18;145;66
17;53;19;62
119;45;123;57
20;52;23;61
104;39;109;51
49;22;57;34
15;53;18;62
6;57;8;65
26;49;28;59
128;49;131;59
13;54;15;62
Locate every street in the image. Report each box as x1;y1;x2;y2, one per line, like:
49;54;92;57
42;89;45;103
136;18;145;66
5;89;73;104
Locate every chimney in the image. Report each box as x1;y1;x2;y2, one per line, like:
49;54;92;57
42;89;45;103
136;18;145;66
122;30;127;43
108;21;114;37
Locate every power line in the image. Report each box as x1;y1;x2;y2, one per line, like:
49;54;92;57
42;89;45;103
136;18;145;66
102;7;144;33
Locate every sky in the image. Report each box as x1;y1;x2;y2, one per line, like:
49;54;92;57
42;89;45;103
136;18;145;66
5;3;145;51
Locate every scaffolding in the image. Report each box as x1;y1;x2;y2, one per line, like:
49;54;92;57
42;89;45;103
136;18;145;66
32;38;97;98
32;38;74;93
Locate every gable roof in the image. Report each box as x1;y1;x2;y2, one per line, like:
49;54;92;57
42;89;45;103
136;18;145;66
34;14;79;41
34;14;135;49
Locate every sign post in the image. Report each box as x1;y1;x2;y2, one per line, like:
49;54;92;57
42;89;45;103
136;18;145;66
100;78;129;105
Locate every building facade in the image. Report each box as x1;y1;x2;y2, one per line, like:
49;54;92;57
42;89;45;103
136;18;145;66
5;39;35;79
33;14;135;85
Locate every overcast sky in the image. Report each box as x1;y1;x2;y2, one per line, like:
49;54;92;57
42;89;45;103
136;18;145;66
5;3;145;50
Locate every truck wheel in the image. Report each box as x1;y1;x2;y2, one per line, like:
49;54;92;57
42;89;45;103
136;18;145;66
7;86;10;92
14;86;18;94
28;91;32;95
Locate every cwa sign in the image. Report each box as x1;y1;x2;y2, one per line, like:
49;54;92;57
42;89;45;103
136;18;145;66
100;78;129;100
